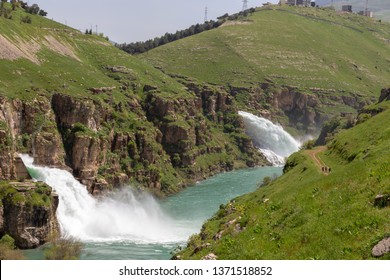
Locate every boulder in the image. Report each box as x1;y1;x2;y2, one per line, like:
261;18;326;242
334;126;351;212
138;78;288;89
2;183;59;249
379;88;390;103
201;253;218;260
374;194;390;208
372;237;390;258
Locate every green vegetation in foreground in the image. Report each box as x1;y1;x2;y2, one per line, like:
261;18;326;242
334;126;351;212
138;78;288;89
143;6;390;98
178;99;390;260
0;234;25;260
0;181;54;208
44;238;83;260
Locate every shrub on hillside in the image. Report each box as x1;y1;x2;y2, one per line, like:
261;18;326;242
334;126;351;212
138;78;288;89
0;235;25;260
44;238;83;260
21;15;32;24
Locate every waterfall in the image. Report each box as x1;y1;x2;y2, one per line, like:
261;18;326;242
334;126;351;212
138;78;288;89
238;111;300;166
20;155;190;244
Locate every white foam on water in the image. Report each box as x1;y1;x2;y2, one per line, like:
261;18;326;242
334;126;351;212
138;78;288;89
238;111;301;165
20;155;192;244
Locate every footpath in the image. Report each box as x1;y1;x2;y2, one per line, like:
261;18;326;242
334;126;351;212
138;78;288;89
305;146;331;175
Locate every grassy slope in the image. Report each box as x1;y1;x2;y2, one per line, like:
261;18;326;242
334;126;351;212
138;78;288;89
179;100;390;260
143;6;390;104
0;8;187;101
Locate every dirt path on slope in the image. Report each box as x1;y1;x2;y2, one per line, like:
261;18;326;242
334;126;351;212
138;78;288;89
305;146;331;175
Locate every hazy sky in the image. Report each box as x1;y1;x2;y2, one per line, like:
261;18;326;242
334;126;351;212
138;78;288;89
30;0;279;43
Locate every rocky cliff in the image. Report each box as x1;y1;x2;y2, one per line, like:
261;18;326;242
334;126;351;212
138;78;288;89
226;82;372;135
0;182;59;249
0;85;265;196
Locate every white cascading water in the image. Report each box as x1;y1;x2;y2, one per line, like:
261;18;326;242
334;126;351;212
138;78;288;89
238;111;301;166
20;154;191;243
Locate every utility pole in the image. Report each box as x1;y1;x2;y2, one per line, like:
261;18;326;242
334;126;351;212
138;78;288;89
204;6;208;22
242;0;248;11
365;0;369;16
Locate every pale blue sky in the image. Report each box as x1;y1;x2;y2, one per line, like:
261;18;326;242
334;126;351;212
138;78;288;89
29;0;279;43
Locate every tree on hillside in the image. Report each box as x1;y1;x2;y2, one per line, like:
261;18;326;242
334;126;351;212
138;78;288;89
19;1;28;9
0;0;13;19
11;0;17;10
21;14;32;24
38;9;47;17
0;0;6;12
27;3;40;15
118;8;245;55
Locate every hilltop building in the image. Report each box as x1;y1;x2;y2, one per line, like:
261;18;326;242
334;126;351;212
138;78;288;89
285;0;311;6
358;10;374;18
341;5;353;13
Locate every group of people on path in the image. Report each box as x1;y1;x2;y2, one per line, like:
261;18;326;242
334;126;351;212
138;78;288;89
321;166;331;174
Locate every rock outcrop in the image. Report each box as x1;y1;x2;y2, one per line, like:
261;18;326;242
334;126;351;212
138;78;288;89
0;96;65;174
227;82;371;134
201;253;218;260
144;83;263;181
271;87;321;132
0;182;59;249
372;237;390;258
0;82;264;195
379;88;390;103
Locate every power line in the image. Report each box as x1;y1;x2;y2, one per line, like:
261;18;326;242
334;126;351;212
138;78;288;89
242;0;248;11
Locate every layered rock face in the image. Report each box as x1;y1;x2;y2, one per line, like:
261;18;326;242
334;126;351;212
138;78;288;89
379;88;390;103
144;83;263;179
0;84;264;195
228;82;371;134
0;96;65;178
0;182;59;249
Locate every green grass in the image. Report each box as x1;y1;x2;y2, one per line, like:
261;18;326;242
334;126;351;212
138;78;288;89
0;7;189;102
143;6;390;114
178;100;390;260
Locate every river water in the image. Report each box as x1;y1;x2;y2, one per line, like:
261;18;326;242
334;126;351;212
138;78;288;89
23;111;300;260
24;166;282;260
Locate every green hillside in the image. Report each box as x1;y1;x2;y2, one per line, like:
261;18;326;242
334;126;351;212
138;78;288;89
176;96;390;260
0;6;184;100
142;6;390;130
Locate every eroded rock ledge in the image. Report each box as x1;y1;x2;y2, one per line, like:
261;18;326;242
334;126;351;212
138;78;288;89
0;87;265;196
0;181;59;249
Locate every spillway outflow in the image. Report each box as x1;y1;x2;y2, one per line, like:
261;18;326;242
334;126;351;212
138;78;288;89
238;111;300;166
20;155;191;244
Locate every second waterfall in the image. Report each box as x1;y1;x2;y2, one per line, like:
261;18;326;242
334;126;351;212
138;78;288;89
238;111;301;166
